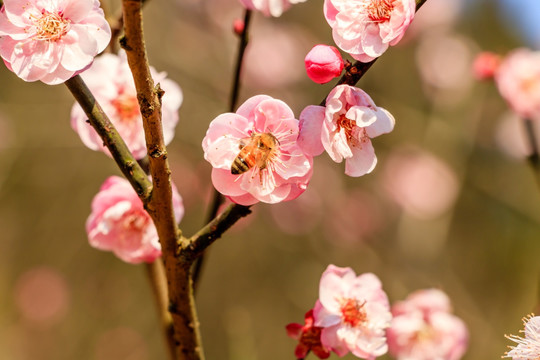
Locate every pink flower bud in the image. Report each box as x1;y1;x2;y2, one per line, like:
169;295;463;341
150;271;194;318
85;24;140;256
304;45;344;84
472;51;500;81
233;19;245;35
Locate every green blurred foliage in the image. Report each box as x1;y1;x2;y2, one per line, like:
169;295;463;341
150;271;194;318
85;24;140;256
0;0;539;359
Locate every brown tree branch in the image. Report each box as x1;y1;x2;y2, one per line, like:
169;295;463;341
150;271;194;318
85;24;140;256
187;204;252;259
108;0;149;53
121;1;202;359
64;75;152;198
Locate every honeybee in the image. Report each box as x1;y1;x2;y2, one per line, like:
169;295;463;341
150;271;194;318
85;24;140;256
231;132;279;175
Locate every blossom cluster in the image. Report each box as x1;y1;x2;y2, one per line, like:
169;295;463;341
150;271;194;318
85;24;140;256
286;265;469;360
201;86;394;205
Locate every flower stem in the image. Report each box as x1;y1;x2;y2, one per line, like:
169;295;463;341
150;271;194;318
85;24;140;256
64;75;152;198
192;9;253;292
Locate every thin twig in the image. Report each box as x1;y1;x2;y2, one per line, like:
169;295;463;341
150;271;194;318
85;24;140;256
145;261;176;360
64;75;152;198
192;9;253;292
229;10;252;113
187;204;252;259
121;1;202;359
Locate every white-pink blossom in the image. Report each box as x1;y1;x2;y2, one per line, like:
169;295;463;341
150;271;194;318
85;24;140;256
387;289;468;360
71;51;182;159
298;84;395;177
504;314;540;360
305;44;344;84
86;176;184;264
324;0;416;62
239;0;306;17
313;265;392;359
0;0;111;85
202;95;313;206
495;48;540;121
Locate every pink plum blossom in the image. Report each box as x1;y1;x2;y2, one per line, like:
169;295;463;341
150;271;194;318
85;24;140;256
387;289;468;360
504;314;540;359
313;265;392;359
239;0;306;17
86;176;184;264
286;309;331;359
305;44;344;84
495;48;540;121
324;0;416;62
202;95;313;206
383;147;459;220
298;84;395;177
71;51;183;159
0;0;111;85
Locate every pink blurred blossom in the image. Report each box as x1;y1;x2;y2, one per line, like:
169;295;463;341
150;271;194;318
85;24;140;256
305;44;344;84
202;95;313;206
387;289;468;360
0;0;111;85
239;0;306;17
472;51;500;81
324;189;384;245
71;51;182;159
94;327;149;360
86;176;184;264
383;147;459;219
286;309;331;359
15;267;70;327
495;48;540;121
244;22;310;89
416;32;474;100
406;0;463;38
269;185;322;235
324;0;415;62
298;84;395;177
504;314;540;359
314;265;392;359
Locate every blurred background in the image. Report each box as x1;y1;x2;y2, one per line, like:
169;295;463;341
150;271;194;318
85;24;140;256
1;0;540;358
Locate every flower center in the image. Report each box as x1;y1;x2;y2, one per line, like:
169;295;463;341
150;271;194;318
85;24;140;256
300;325;324;348
111;92;140;121
32;10;70;42
336;114;356;142
123;212;149;232
367;0;395;22
339;298;367;328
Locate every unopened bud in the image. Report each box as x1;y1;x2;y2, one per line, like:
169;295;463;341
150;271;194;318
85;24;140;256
472;51;500;81
233;19;245;36
305;44;344;84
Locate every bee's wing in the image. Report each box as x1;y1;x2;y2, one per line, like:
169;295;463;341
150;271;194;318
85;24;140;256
238;137;250;149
